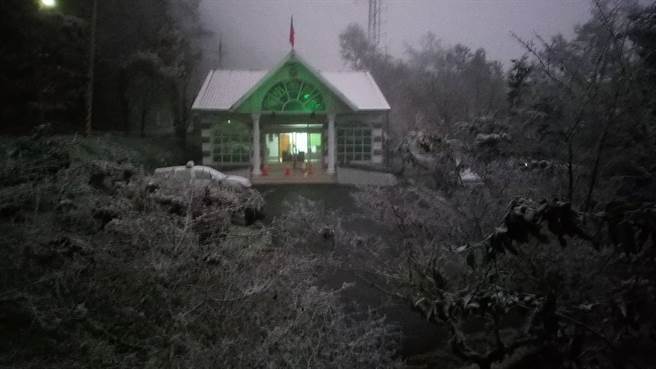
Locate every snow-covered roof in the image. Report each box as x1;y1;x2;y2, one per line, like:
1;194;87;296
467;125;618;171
319;71;390;111
192;59;390;112
192;70;266;111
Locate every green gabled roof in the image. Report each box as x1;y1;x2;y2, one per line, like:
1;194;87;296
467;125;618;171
229;50;359;112
192;50;391;112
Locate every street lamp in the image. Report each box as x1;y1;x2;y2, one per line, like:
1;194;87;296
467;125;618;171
38;0;96;136
39;0;98;136
40;0;56;8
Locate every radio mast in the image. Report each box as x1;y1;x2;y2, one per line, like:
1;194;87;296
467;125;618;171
367;0;383;47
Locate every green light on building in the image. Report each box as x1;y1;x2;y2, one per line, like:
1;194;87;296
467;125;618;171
262;79;325;112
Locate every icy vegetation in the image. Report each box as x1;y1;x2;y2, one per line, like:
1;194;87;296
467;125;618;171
0;132;402;369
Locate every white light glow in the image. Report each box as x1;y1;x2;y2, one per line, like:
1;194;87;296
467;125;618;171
40;0;56;8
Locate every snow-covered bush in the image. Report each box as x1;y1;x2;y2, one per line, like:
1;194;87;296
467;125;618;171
0;135;403;369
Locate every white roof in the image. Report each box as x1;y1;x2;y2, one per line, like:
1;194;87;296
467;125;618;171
192;70;266;111
192;68;390;112
319;71;390;111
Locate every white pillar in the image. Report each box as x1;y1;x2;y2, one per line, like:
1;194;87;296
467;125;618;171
327;113;336;175
251;113;262;176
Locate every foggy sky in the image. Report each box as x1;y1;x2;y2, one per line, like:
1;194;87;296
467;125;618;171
199;0;593;71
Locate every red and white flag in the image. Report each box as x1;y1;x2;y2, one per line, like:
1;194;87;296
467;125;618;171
289;16;295;49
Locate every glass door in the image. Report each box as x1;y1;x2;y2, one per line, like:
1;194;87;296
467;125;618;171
275;132;322;163
307;133;322;162
264;133;279;163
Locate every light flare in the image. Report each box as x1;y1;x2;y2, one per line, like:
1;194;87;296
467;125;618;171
40;0;56;8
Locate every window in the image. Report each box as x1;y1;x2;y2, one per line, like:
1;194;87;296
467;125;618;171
337;124;372;163
212;121;251;164
262;79;325;112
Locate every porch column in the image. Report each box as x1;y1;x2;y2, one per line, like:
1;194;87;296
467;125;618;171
327;113;336;175
251;113;262;176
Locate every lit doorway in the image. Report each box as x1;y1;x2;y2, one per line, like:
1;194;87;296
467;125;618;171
265;132;322;163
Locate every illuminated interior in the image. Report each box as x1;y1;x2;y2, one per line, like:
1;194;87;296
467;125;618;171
265;132;322;163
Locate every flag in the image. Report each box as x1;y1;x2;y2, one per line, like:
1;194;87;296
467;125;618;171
289;16;295;49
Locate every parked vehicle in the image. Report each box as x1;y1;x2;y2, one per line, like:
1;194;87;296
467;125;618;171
153;161;252;188
152;161;263;225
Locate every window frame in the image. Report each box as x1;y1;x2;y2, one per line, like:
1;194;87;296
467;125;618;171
261;79;326;113
212;121;251;165
337;123;373;164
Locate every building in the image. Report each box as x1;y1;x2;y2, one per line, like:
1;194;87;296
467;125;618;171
191;50;390;183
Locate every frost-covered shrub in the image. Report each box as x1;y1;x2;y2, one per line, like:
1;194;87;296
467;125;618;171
351;184;656;369
0;136;402;369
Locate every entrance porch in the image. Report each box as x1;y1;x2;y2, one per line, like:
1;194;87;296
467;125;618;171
251;113;336;178
226;163;336;185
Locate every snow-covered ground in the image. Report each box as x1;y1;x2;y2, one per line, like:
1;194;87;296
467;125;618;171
337;166;397;186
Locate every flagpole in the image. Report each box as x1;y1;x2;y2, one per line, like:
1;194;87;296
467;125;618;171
289;15;295;50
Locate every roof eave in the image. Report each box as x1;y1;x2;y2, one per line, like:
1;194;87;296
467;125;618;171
191;108;230;112
228;51;297;111
228;50;361;113
353;107;391;113
191;70;215;110
364;71;391;110
293;52;360;112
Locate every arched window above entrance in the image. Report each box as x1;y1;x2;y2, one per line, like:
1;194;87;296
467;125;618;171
262;79;325;112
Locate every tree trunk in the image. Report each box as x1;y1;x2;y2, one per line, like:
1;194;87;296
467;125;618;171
172;81;189;150
140;105;148;138
118;69;130;134
583;88;620;211
568;139;574;203
85;0;98;136
177;94;188;150
583;121;611;211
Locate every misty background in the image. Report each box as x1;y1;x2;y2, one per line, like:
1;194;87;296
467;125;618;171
199;0;591;70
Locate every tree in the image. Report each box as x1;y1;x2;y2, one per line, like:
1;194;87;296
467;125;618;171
510;0;655;207
155;5;205;148
0;0;86;133
339;23;412;138
345;183;656;369
333;5;656;368
0;0;207;140
627;3;656;123
402;35;506;132
121;52;171;137
339;24;505;140
507;56;533;109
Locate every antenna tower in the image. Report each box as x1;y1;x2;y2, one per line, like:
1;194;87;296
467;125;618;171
367;0;383;47
217;34;224;69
